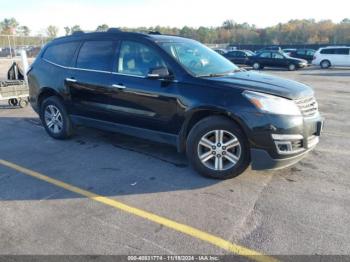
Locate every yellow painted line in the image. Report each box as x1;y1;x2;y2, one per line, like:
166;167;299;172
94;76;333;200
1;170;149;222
0;159;278;262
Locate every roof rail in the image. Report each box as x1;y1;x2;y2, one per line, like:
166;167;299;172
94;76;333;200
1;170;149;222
149;31;162;35
72;30;84;35
324;45;349;48
107;28;122;33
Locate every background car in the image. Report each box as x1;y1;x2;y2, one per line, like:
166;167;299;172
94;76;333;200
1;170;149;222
223;50;254;65
213;48;227;55
248;51;308;70
256;46;282;54
289;49;315;63
312;46;350;68
282;48;296;56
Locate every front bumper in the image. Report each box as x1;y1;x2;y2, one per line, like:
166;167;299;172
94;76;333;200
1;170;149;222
298;62;308;68
237;111;324;170
250;143;317;170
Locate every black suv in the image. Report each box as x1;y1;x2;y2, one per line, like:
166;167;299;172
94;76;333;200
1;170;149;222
289;49;315;63
28;29;323;179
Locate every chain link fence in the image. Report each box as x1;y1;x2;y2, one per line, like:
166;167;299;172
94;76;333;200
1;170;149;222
0;35;50;59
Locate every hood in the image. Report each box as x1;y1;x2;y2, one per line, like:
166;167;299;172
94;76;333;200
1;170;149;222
289;57;308;63
205;71;313;100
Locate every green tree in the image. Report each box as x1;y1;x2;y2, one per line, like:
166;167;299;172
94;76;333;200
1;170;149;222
0;17;19;34
46;25;59;38
64;26;70;36
96;24;109;32
70;25;82;33
222;20;235;30
17;25;30;36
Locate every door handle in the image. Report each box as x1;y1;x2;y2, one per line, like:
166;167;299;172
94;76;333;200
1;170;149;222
66;78;77;83
112;84;126;89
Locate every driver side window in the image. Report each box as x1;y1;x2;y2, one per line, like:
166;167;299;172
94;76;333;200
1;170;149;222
118;41;166;77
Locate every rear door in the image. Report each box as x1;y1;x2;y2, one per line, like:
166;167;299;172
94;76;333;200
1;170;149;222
235;51;247;64
67;39;118;122
296;49;306;60
225;51;237;63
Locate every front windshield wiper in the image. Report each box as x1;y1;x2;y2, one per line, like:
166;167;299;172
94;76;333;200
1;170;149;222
198;68;242;78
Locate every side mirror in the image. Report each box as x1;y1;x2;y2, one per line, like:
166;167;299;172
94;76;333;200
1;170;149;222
147;66;171;79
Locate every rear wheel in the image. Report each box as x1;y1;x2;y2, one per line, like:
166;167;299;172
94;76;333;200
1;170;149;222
40;96;73;139
186;116;250;179
320;60;331;69
9;98;18;106
252;62;261;70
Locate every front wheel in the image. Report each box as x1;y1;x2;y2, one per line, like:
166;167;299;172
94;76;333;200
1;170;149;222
19;99;28;108
186;116;250;179
320;60;331;69
288;64;296;71
40;96;73;139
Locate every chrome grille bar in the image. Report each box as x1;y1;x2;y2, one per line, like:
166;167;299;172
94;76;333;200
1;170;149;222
295;96;318;117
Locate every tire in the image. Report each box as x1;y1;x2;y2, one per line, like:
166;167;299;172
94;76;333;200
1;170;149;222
186;116;250;179
320;60;331;69
19;99;28;108
9;98;18;106
288;64;296;71
40;96;73;139
252;62;261;70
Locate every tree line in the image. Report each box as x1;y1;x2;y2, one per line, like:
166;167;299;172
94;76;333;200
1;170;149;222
1;17;350;45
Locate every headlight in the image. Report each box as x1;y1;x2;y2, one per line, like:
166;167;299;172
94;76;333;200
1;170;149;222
243;90;301;116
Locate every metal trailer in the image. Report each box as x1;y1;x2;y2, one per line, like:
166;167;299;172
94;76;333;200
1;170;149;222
0;80;29;108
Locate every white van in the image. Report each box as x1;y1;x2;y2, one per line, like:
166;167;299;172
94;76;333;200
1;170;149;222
312;46;350;68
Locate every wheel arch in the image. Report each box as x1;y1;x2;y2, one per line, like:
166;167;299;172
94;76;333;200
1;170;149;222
177;107;249;153
37;87;64;110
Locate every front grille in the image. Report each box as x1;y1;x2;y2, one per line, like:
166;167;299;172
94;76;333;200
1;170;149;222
295;96;318;117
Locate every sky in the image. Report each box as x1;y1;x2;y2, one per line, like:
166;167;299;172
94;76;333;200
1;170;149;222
0;0;349;36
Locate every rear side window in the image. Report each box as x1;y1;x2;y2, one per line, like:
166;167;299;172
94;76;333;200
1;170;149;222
336;48;349;55
321;49;335;54
43;42;79;66
76;41;115;71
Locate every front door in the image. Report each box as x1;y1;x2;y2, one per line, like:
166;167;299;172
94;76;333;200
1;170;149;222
108;40;179;134
272;52;288;68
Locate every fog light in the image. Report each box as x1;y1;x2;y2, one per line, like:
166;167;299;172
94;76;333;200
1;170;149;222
275;141;293;154
272;134;305;155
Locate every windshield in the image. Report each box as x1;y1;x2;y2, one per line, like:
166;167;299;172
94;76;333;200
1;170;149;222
159;41;239;77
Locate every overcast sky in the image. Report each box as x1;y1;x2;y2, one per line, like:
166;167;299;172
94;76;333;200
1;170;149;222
1;0;349;36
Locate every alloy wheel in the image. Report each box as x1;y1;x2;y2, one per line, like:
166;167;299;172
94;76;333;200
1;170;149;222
197;130;241;171
44;105;63;134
